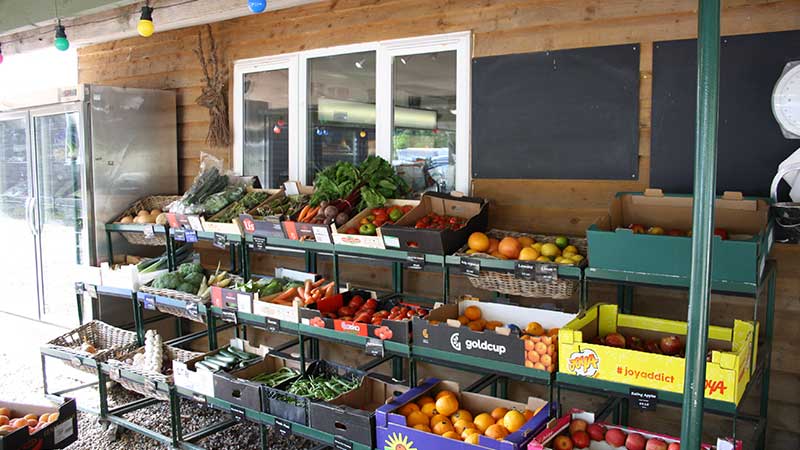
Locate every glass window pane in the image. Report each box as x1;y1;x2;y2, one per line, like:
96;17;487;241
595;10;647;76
391;51;457;193
243;69;290;188
307;51;376;181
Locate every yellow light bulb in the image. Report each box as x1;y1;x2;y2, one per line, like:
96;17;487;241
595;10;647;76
138;19;154;37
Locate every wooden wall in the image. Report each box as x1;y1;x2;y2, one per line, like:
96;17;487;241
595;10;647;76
77;0;800;447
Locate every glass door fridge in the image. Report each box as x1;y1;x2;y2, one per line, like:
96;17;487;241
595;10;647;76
0;112;40;320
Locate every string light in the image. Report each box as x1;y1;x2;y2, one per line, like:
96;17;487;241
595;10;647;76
248;0;267;13
54;20;69;51
137;3;155;37
359;129;367;139
0;44;4;65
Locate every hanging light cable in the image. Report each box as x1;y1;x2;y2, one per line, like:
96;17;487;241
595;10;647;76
138;1;155;37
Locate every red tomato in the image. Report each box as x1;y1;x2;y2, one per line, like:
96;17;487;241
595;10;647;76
348;296;365;309
405;310;415;318
402;205;413;213
371;316;384;325
373;218;386;227
340;315;353;321
337;306;354;317
364;298;378;310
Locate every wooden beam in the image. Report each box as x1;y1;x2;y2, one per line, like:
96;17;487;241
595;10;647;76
0;0;323;55
0;0;137;35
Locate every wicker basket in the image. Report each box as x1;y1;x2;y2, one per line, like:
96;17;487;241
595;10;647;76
139;275;243;322
45;321;138;375
112;195;180;246
108;344;203;400
455;229;588;299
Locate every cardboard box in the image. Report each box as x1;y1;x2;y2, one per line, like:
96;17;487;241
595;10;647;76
99;262;166;291
0;398;78;450
528;409;742;450
413;299;576;372
587;190;773;284
211;268;319;322
330;199;420;249
375;378;550;450
300;291;420;344
309;373;409;447
173;338;260;397
213;345;303;412
201;188;280;235
262;360;364;426
558;304;758;405
381;192;489;254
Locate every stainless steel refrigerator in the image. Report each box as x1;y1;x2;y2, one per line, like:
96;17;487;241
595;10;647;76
0;85;177;327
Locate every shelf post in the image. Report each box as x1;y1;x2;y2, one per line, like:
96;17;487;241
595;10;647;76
680;0;721;447
758;267;776;449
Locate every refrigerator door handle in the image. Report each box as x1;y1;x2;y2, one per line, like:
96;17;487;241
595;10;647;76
25;197;38;236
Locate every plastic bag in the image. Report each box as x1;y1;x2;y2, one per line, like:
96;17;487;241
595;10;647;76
170;153;231;214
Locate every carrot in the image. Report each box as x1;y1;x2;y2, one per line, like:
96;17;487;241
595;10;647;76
297;286;305;299
312;290;322;301
304;280;312;298
296;205;310;221
311;278;327;288
301;206;320;223
273;287;297;303
323;281;336;298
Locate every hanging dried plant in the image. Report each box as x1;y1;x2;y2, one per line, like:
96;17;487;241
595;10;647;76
194;25;230;148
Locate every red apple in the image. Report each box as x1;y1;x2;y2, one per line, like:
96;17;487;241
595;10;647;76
571;430;590;448
667;443;680;450
626;335;644;351
569;419;588;435
659;335;684;356
625;432;646;450
646;438;668;450
603;333;626;348
628;224;645;234
645;340;662;354
606;428;627;447
714;228;728;240
587;423;606;441
553;435;574;450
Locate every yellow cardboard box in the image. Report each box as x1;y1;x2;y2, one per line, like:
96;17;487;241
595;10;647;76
558;304;758;405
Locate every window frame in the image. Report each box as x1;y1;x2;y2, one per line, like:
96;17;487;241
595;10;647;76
232;31;472;193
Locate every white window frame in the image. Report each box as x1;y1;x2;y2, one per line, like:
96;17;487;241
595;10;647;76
233;31;472;193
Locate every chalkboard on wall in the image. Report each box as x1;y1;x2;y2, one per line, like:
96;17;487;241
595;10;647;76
472;44;640;180
651;30;800;197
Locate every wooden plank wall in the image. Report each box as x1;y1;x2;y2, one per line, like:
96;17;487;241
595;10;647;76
77;0;800;447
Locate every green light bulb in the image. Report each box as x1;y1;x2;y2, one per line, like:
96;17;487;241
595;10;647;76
54;23;69;51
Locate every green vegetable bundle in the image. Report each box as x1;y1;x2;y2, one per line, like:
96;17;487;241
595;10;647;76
213;190;271;223
194;346;260;372
234;277;304;298
252;194;308;218
285;373;360;401
251;367;300;387
309;156;409;211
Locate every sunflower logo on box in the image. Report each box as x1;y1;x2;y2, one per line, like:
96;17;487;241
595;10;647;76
384;432;417;450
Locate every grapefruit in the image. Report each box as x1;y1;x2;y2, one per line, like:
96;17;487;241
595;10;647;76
467;232;490;252
487;238;500;254
498;237;522;259
406;411;429;428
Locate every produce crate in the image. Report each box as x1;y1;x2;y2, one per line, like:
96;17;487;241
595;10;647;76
455;229;587;299
99;261;166;292
375;378;550;450
587;189;773;284
112;195;179;246
299;290;419;344
413;299;575;373
211;268;319;322
558;304;758;405
309;373;409;448
261;360;364;426
330;199;420;249
141;273;242;322
213;341;304;412
528;409;742;450
173;339;261;398
381;192;489;254
44;321;138;375
0;398;78;450
201;188;280;234
240;184;313;239
108;343;203;401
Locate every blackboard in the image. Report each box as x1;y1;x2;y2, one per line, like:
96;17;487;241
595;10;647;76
472;44;640;180
651;30;800;197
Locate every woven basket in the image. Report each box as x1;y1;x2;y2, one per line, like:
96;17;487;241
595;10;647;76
108;344;203;401
139;275;243;322
45;321;138;375
112;195;180;246
456;229;588;299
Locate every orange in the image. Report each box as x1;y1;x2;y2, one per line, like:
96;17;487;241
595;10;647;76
498;237;522;259
527;350;540;363
485;320;503;331
26;419;37;427
502;410;526;433
465;432;481;444
451;409;473;423
468;232;490;252
534;342;548;354
47;413;59;423
523;409;535;421
540;354;552;366
435;395;459;416
0;409;9;417
398;402;420;417
525;321;545;336
416;395;435;406
473;413;494;432
442;431;461;440
22;414;37;421
457;315;470;325
533;362;545;370
0;416;7;426
413;424;431;433
467;320;484;332
436;390;456;401
518;236;535;247
464;306;482;321
37;414;48;423
524;339;535;351
547;327;560;337
485;423;509;440
406;411;430;428
486;238;500;254
420;402;437;417
461;427;479;439
490;407;509;422
430;414;450;427
524;360;534;368
431;419;454;435
453;419;474;434
490;251;508;260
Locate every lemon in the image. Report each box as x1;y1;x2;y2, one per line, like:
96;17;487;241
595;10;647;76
562;251;577;259
535;256;551;263
570;254;585;263
556;257;574;265
531;242;543;252
564;245;578;255
519;247;540;261
540;243;561;258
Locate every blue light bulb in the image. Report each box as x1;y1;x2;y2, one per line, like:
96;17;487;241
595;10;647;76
248;0;267;13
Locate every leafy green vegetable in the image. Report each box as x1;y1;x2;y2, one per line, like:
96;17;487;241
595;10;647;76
308;156;408;210
153;272;182;290
178;263;204;277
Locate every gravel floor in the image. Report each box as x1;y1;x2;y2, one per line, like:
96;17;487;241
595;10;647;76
1;313;318;450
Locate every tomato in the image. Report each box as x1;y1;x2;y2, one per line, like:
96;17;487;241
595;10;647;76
372;208;387;216
373;218;386;227
354;312;371;323
402;205;413;213
340;315;353;321
337;306;354;317
405;310;415;318
364;298;378;310
348;295;365;309
373;310;389;317
371;316;384;325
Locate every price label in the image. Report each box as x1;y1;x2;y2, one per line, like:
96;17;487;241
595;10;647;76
405;253;425;270
85;284;97;299
274;418;292;437
213;233;228;249
460;257;481;278
253;236;268;251
220;308;238;324
240;215;256;235
629;387;658;410
173;228;186;241
185;301;201;321
185;230;199;243
365;337;385;357
514;261;536;280
266;318;281;333
333;435;354;450
535;263;558;283
237;293;253;314
143;224;155;239
230;405;247;420
141;294;156;311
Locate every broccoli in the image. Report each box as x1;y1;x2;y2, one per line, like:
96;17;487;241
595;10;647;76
178;263;204;277
153;272;182;290
183;272;204;286
177;282;196;294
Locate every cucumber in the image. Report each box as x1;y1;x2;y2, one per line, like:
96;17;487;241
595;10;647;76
217;349;238;359
196;360;221;372
227;347;257;360
205;355;235;367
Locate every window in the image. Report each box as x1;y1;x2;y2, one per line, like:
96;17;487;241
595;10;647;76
234;32;471;193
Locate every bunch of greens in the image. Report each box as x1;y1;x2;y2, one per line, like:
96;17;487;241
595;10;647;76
309;156;408;211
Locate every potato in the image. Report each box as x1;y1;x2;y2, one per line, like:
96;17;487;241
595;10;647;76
120;216;134;224
150;208;162;216
137;210;150;217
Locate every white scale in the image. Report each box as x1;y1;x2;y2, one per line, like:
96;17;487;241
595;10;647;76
770;61;800;201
